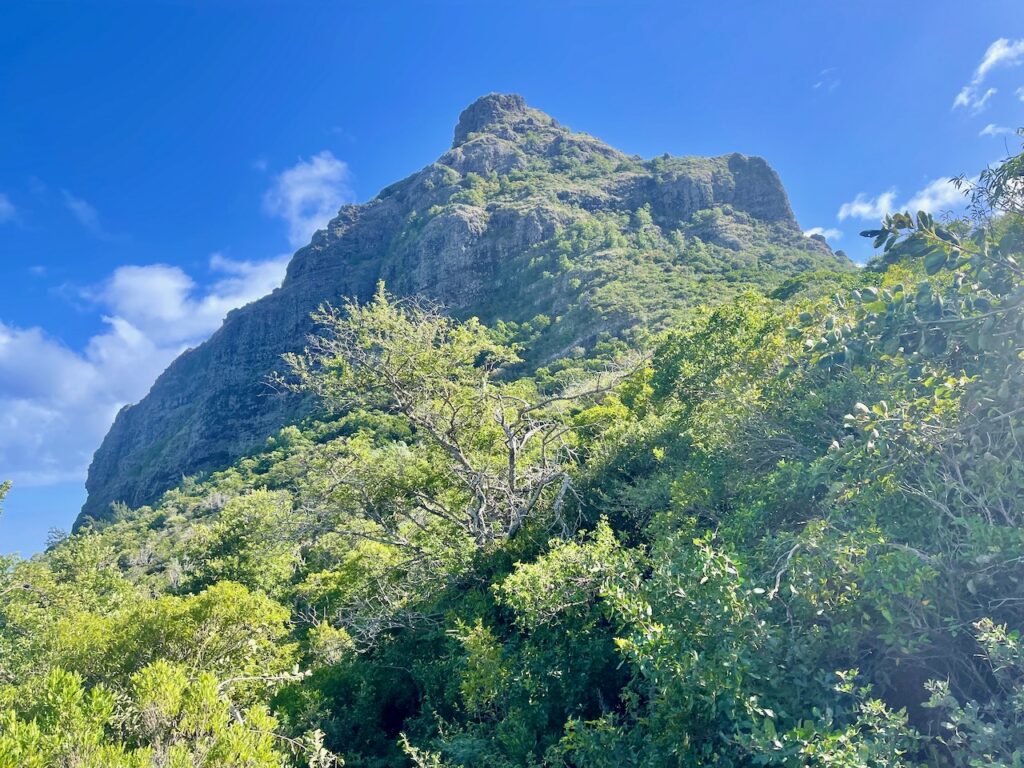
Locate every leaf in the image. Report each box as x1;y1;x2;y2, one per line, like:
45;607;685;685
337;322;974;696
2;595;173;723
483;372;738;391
924;250;947;275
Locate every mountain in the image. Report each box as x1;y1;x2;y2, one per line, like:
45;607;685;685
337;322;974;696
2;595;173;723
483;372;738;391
12;97;1024;768
79;93;850;526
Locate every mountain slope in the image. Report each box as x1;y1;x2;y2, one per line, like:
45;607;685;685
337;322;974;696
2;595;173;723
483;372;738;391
79;93;850;526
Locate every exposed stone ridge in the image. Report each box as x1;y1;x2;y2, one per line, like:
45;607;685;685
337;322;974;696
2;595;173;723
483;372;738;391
453;93;538;146
78;94;849;527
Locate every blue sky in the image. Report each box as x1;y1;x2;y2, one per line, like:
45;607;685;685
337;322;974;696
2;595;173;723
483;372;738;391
2;1;1023;555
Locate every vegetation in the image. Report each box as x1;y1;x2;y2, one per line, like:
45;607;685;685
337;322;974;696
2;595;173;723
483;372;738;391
391;129;848;371
3;138;1024;766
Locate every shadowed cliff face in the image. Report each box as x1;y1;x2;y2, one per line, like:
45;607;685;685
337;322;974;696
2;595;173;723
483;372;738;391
78;93;850;526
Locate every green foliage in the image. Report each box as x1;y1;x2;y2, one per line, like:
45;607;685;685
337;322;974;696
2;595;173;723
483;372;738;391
742;671;919;767
3;135;1024;766
426;142;852;370
183;490;301;596
497;520;634;629
923;619;1024;766
0;662;314;767
284;284;631;552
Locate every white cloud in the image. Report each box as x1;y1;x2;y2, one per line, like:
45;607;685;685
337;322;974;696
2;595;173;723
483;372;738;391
905;178;966;214
62;190;103;234
838;178;967;222
980;123;1012;137
91;254;287;345
0;149;348;491
0;320;149;486
1017;86;1024;102
954;86;997;113
970;87;996;113
837;190;898;221
813;68;840;92
977;38;1024;81
804;226;842;241
262;150;353;248
0;194;14;223
953;38;1024;112
0;254;287;487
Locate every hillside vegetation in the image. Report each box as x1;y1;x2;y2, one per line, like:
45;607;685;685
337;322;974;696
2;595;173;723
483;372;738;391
3;134;1024;766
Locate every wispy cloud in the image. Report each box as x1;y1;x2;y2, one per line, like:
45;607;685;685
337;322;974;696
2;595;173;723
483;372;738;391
813;67;840;93
62;190;100;229
976;39;1024;81
954;38;1024;113
61;189;112;238
963;87;997;114
0;193;15;223
980;123;1013;137
838;178;967;222
262;150;354;248
1017;86;1024;102
804;226;842;241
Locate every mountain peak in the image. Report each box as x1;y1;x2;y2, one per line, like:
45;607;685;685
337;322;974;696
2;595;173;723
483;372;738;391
79;96;850;527
452;93;537;146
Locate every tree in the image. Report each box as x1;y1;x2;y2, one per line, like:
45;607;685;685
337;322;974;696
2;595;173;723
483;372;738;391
285;285;630;550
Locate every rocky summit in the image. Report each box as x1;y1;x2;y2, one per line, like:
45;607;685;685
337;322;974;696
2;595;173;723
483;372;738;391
78;93;851;526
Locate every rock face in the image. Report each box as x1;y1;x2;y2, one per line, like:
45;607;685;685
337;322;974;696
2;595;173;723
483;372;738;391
78;93;850;526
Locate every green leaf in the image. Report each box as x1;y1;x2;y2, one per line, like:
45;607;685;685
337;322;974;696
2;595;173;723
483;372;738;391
924;250;947;275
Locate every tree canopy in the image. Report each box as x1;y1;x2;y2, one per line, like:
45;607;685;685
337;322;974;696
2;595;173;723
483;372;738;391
3;135;1024;767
